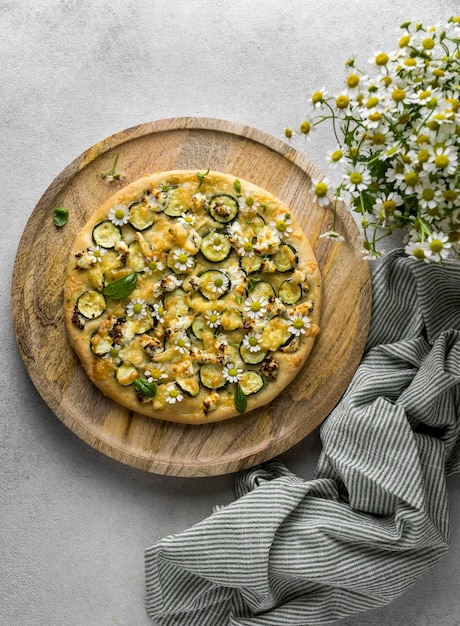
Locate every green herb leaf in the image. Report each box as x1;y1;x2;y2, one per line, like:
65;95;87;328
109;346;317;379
234;384;247;413
53;207;69;227
233;179;241;194
134;377;157;398
196;168;210;190
102;272;138;300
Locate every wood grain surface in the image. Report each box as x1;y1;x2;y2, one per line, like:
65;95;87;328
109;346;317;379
12;117;372;476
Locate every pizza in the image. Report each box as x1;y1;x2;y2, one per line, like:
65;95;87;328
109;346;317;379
64;170;321;424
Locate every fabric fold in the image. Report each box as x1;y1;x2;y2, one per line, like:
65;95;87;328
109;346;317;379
145;250;460;625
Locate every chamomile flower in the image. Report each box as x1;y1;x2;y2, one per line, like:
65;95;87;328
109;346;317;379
144;364;168;383
172;248;194;272
238;192;260;213
242;332;262;352
404;240;431;263
424;144;458;176
237;237;255;257
319;230;345;243
222;363;243;384
178;212;196;228
427;231;452;262
126;298;148;320
175;332;191;354
143;256;165;275
108;204;130;226
107;344;123;364
207;231;227;251
270;214;293;239
204;310;221;329
244;295;268;319
343;164;372;192
87;245;105;264
165;384;183;404
288;313;311;336
309;178;330;207
373;191;404;221
152;302;165;323
310;87;328;109
326;148;345;168
209;272;229;295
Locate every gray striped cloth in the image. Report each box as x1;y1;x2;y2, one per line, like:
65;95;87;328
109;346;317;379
145;249;460;625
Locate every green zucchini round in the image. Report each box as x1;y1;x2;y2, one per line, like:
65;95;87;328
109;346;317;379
76;290;106;319
92;221;122;248
208;194;239;224
200;231;232;262
239;370;264;395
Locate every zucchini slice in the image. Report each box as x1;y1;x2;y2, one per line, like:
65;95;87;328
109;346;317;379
90;331;112;356
272;244;298;272
177;374;200;397
128;202;156;231
200;231;232;262
163;288;190;318
164;186;188;217
247;213;266;235
199;363;227;390
191;315;205;340
199;269;230;300
240;254;263;274
239;370;264;395
249;280;276;300
76;290;106;319
124;315;154;335
260;316;292;351
278;280;302;304
92;221;122;249
239;343;268;365
127;241;146;272
209;194;239;224
115;362;139;386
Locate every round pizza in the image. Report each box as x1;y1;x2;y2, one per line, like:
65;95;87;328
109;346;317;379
64;170;321;424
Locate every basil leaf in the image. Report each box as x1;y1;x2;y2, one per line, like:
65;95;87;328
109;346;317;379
134;377;157;398
234;384;247;413
53;207;69;227
103;272;138;300
196;168;210;190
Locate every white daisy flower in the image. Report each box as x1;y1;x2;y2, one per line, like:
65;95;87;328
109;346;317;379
242;332;262;352
107;344;123;364
319;230;345;243
207;232;227;251
223;363;243;384
152;302;165;323
288;313;311;336
244;295;268;319
172;248;194;272
343;163;372;192
175;332;191;354
270;214;294;239
126;298;148;320
427;231;452;262
87;245;105;264
237;237;255;257
238;192;260;213
210;272;229;295
204;310;221;329
144;364;168;382
309;178;330;207
165;384;183;404
143;256;165;274
108;204;130;226
178;212;196;228
404;240;431;263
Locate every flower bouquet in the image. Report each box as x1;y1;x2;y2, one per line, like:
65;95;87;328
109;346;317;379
290;16;460;263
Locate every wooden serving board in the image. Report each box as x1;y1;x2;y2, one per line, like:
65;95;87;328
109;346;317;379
12;117;372;477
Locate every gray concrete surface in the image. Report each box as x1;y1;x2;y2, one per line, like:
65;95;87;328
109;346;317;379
2;1;460;625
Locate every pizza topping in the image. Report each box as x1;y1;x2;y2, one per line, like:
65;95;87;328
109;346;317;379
238;371;264;396
165;383;184;404
103;271;138;300
209;194;239;224
288;313;311;336
223;363;243;384
126;298;148;320
108;204;130;226
134;377;157;398
77;290;107;319
244;294;268;319
200;231;232;262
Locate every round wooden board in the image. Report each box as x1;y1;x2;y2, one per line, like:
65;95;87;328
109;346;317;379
12;117;372;477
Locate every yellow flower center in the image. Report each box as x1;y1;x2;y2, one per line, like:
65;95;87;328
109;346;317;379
243;241;253;252
169;388;179;398
250;301;261;312
149;260;158;270
115;208;125;219
418;149;430;163
434;154;449;168
413;247;426;260
349;172;363;185
347;74;360;88
392;88;406;102
151;368;162;379
178;253;188;264
133;303;143;315
368;111;382;122
416;134;430;145
404;172;419;186
335;95;350;109
276;220;287;231
366;97;379;109
245;196;254;206
331;149;343;162
214;277;223;288
422;37;435;49
399;35;411;47
312;91;324;104
375;53;389;66
444;189;458;203
228;368;238;377
300;120;311;134
383;200;396;213
315;182;328;197
209;314;218;324
293;318;305;329
422;188;435;201
429;239;443;253
371;133;386;145
249;337;258;346
109;348;119;357
404;58;417;67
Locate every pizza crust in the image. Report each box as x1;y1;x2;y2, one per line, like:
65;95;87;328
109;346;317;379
64;170;321;424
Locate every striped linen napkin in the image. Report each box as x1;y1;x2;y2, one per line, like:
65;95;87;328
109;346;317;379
145;249;460;625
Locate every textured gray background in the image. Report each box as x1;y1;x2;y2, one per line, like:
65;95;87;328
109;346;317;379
2;1;460;625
